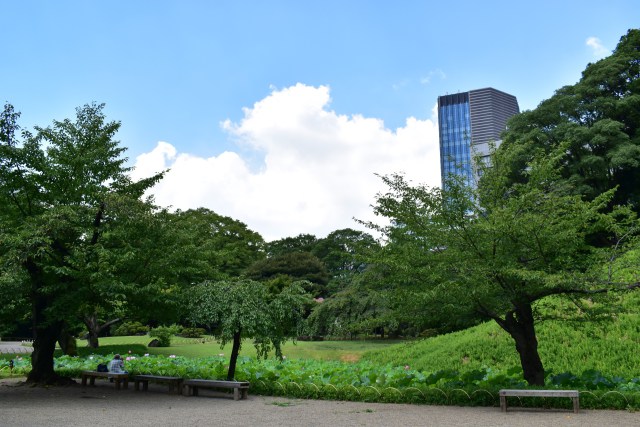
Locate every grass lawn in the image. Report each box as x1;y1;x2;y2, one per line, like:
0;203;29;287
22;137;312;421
60;336;402;362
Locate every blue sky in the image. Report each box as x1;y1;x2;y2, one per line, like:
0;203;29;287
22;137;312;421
3;1;638;240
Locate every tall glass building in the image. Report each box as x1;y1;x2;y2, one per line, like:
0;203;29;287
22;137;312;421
438;88;519;188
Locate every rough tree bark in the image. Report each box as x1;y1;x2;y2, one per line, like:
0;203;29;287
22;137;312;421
496;302;545;386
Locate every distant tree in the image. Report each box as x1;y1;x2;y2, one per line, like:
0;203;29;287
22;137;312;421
306;283;398;339
187;279;310;380
0;103;164;384
312;228;379;295
245;251;329;297
266;233;318;257
172;208;265;282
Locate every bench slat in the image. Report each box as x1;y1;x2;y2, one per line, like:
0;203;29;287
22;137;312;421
500;389;578;397
183;379;249;387
499;389;579;413
81;371;129;390
134;375;183;394
182;379;250;400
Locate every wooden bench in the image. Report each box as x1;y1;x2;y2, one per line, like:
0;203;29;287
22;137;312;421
182;379;250;400
134;374;183;394
499;389;580;413
81;370;129;390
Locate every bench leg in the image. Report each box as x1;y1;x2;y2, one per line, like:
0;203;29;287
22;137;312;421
81;376;88;386
241;388;248;399
234;388;240;401
572;397;579;413
183;385;198;396
168;381;182;394
500;396;507;412
89;377;96;386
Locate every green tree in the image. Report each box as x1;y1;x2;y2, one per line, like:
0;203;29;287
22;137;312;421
306;283;399;339
498;29;640;211
186;279;310;380
0;103;163;384
365;148;638;384
266;233;318;257
78;200;184;348
312;228;379;295
172;208;265;282
245;251;329;297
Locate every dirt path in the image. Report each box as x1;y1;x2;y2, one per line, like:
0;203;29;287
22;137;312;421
1;378;639;426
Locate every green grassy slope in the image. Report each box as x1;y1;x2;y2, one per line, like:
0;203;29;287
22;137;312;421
362;308;640;378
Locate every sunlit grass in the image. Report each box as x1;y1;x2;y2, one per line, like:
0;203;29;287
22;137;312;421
65;335;401;362
362;296;640;379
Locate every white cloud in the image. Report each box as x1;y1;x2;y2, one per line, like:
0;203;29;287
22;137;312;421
420;69;446;85
586;36;610;58
132;83;440;241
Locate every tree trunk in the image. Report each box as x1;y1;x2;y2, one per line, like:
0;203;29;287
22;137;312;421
497;302;545;386
273;341;283;360
227;330;242;381
85;315;100;348
26;302;74;385
84;314;121;348
25;258;73;385
58;326;78;356
28;323;64;384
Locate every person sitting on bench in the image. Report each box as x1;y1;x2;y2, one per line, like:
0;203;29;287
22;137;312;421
108;354;128;374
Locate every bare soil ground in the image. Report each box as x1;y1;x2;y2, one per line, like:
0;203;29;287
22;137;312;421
1;377;639;426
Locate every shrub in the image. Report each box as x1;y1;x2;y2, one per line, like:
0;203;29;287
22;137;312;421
111;321;149;336
149;325;180;347
179;327;206;338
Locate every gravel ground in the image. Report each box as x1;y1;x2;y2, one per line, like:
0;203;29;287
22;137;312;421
1;378;639;427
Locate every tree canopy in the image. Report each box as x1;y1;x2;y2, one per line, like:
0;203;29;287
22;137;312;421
0;103;165;384
186;279;310;380
245;251;329;297
498;29;640;211
170;208;265;284
365;140;638;385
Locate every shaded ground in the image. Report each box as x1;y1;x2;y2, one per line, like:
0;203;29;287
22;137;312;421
1;378;639;426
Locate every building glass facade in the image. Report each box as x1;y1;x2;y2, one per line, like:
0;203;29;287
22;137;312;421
438;88;519;189
438;92;472;186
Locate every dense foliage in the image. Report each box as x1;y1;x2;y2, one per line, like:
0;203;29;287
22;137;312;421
186;279;311;380
498;29;640;211
364;160;637;385
0;103;166;384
